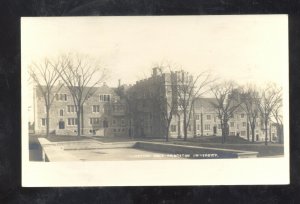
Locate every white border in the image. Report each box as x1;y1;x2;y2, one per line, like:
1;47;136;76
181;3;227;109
21;15;289;187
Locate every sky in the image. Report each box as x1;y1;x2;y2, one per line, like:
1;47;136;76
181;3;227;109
22;15;288;87
22;15;288;121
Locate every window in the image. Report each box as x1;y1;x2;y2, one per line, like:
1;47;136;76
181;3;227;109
68;118;77;126
241;131;246;136
237;124;239;129
92;105;100;113
204;124;210;131
195;114;200;120
100;94;110;102
171;125;177;132
218;124;221;129
272;133;275;138
67;105;75;113
242;122;247;127
41;118;46;126
56;94;67;101
121;119;125;126
59;109;64;116
241;113;245;118
230;122;235;127
206;115;211;120
197;124;200;130
103;120;108;128
112;119;116;125
90;118;100;125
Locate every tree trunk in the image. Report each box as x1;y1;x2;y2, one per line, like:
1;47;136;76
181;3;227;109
225;123;229;143
46;108;49;137
166;125;169;142
221;127;224;144
81;105;84;135
77;110;81;137
264;120;268;146
221;122;224;144
183;112;187;141
129;119;132;138
251;125;255;143
269;124;272;143
247;122;250;141
221;122;228;144
222;120;229;144
183;124;187;141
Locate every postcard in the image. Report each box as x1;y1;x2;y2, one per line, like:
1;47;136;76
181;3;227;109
22;15;289;186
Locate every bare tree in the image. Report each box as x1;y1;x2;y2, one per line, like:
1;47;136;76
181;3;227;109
240;84;261;142
57;53;107;136
176;70;214;141
210;81;242;144
29;58;63;137
258;83;282;146
271;99;283;144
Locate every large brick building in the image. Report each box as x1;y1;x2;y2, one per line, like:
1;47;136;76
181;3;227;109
33;83;129;137
33;68;279;142
125;68;195;139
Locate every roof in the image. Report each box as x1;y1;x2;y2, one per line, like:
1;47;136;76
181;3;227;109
35;84;116;98
194;98;217;108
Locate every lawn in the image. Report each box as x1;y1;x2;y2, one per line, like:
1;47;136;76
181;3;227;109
29;134;284;157
170;140;284;157
29;134;94;143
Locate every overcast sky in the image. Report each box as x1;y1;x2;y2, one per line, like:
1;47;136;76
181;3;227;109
22;15;288;88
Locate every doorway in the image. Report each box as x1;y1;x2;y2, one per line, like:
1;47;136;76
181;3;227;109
59;120;65;129
213;126;217;135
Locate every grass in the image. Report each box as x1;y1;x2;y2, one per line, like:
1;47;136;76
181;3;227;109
187;136;256;144
29;134;94;143
29;134;284;157
170;140;284;157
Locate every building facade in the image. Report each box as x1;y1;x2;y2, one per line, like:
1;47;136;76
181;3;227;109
33;69;280;142
125;68;196;139
33;83;129;137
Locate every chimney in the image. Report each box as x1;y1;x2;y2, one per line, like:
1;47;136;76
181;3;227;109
152;67;158;77
118;79;121;87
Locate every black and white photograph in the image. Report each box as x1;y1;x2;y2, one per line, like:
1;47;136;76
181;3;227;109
21;15;289;186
